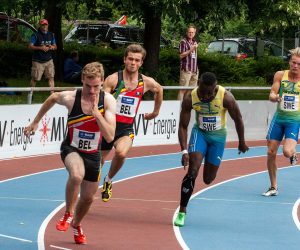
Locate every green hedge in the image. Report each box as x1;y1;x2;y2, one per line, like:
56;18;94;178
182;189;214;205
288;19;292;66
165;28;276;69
0;41;287;87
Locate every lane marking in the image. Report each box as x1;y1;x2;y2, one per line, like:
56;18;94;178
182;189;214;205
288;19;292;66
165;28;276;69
50;245;72;250
0;196;64;202
110;197;178;203
292;198;300;231
172;166;293;249
194;197;293;205
0;233;33;243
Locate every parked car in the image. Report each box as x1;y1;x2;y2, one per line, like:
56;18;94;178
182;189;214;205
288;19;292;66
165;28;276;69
64;21;171;48
0;12;36;43
207;38;290;60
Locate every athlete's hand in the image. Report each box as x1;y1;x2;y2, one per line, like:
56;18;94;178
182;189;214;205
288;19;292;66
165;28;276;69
24;122;38;137
90;95;99;117
144;111;158;120
238;142;249;154
182;153;189;169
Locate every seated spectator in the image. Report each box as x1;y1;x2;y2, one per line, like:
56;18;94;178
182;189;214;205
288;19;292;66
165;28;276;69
64;50;82;84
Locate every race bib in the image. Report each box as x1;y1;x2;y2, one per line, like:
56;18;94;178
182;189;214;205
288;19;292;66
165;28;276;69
116;95;139;118
280;94;299;112
191;51;196;59
71;128;100;152
199;116;221;131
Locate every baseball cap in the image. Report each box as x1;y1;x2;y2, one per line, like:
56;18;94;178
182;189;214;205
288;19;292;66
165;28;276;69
39;19;48;25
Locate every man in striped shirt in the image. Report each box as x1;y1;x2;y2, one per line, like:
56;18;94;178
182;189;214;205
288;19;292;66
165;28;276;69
178;25;199;100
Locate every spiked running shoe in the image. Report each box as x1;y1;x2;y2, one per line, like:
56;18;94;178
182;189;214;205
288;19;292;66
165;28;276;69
262;187;278;197
290;153;298;166
72;224;87;244
174;212;186;227
56;212;73;231
102;180;112;202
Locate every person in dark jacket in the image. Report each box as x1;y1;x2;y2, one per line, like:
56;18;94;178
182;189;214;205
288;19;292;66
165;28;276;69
28;19;57;102
64;50;82;85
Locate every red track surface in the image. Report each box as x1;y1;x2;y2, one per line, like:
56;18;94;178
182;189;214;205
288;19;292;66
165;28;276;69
1;141;299;249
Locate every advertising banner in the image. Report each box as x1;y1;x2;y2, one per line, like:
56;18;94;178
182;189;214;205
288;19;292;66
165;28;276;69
0;101;181;160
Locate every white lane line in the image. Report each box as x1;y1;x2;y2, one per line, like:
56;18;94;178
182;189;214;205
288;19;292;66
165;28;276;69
0;196;64;202
50;245;72;250
0;233;33;243
38;166;182;250
194;197;293;205
292;198;300;231
0;168;63;184
172;165;293;250
173;209;190;250
111;197;178;203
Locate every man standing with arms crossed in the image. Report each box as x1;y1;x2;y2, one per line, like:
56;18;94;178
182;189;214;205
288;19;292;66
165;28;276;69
262;47;300;197
24;62;116;244
178;24;199;101
101;44;163;202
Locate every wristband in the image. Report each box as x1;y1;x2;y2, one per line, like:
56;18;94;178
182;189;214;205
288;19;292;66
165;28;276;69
182;149;188;155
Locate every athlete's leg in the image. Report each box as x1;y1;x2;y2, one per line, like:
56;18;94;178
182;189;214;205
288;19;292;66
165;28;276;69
179;152;203;213
282;123;299;161
267;140;281;189
202;139;225;184
72;180;99;227
107;136;133;179
64;152;85;214
282;138;297;158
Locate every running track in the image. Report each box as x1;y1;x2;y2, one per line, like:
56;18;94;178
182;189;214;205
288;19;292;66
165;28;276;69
0;142;299;250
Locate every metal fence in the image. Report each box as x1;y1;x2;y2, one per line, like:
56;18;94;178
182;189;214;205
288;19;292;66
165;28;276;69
0;86;271;104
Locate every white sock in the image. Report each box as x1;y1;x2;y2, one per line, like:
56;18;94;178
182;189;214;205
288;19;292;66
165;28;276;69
105;175;112;182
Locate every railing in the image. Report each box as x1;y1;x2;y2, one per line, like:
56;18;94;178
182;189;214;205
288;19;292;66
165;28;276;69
0;86;271;104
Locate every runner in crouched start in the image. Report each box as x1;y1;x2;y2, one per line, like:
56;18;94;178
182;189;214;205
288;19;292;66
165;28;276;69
174;72;249;227
24;62;116;244
101;44;163;202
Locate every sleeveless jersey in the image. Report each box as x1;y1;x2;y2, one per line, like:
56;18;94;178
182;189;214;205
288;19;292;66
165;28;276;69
112;71;144;124
276;70;300;123
191;85;227;136
64;89;105;154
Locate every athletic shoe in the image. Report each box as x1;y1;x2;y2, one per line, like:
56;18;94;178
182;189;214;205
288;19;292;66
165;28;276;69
102;179;112;202
262;187;278;196
56;212;73;231
72;224;87;244
174;212;186;227
290;153;298;166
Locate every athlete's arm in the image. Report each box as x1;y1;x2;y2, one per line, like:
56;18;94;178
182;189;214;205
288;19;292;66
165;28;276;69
102;73;118;93
223;91;249;154
24;91;75;136
178;91;192;168
92;92;116;143
269;71;284;103
143;76;163;120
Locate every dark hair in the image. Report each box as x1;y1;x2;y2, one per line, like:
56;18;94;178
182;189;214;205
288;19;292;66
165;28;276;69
198;72;217;86
70;50;79;59
124;44;146;60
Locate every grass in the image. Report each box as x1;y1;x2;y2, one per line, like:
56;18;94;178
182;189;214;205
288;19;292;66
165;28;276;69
0;77;271;105
0;77;79;105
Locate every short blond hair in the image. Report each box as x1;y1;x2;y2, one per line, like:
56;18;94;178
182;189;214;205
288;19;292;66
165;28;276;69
82;62;104;80
289;47;300;57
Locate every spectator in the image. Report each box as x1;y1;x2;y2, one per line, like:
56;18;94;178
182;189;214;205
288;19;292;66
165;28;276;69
178;25;199;101
28;18;57;103
64;50;83;85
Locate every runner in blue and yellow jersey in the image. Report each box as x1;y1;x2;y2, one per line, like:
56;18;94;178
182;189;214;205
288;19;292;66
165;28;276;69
24;62;116;244
174;72;249;227
263;47;300;197
100;44;163;202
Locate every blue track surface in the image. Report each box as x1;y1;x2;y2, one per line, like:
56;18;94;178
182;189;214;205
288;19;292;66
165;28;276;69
0;145;299;250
